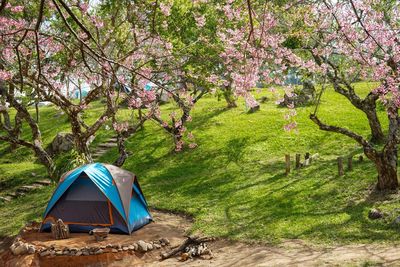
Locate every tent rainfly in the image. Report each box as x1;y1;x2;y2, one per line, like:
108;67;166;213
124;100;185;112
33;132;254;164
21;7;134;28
40;163;152;234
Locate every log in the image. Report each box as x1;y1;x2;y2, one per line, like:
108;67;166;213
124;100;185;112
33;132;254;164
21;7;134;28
337;157;344;176
295;154;301;169
285;154;290;175
347;157;353;171
161;236;214;260
51;219;69;240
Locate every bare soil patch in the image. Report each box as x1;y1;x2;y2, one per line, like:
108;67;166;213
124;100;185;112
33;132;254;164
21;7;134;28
1;210;400;266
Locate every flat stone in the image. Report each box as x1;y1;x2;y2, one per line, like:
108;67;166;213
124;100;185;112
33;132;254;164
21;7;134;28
95;249;104;255
82;251;90;256
56;250;63;256
35;179;52;186
154;244;161;249
75;251;82;256
0;196;12;202
122;246;129;251
7;192;18;198
128;245;134;250
40;250;51;257
147;243;153;251
111;249;118;253
98;143;116;148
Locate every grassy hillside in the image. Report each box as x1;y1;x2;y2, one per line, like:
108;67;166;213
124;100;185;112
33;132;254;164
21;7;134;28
1;82;400;244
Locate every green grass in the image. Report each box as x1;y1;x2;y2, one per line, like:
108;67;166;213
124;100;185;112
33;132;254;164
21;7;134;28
1;82;400;245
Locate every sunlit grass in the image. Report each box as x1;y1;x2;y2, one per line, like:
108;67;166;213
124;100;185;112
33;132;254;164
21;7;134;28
1;82;399;244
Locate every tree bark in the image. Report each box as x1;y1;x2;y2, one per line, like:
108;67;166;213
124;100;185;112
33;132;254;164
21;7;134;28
374;149;398;190
310;114;399;191
223;87;237;108
364;102;385;143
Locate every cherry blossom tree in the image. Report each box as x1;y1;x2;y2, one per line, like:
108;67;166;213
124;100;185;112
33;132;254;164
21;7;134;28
219;0;400;190
292;0;400;190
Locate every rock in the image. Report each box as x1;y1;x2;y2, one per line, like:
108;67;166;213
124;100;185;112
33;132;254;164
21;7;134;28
63;250;69;255
55;250;63;256
111;249;118;253
147;243;153;251
31;172;36;177
137;240;148;252
368;208;383;220
40;250;51;257
47;132;75;156
154;243;161;249
128;245;134;250
27;245;36;254
11;242;29;255
133;243;138;251
106;244;113;248
50;250;56;256
100;245;106;249
118;248;122;252
159;238;170;245
82;251;90;256
278;80;316;108
122;246;129;251
75;251;82;256
95;249;104;255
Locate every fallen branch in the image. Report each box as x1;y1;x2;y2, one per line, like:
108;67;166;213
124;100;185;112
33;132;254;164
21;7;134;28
161;235;214;260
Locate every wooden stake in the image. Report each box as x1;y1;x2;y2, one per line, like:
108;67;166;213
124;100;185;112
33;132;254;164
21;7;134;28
347;157;353;171
295;154;301;169
337;157;344;176
285;154;290;175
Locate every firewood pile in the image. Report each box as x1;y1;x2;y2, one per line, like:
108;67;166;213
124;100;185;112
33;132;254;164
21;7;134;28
161;235;214;262
51;219;69;240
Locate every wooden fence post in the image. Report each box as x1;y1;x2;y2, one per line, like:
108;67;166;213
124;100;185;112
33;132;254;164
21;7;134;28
285;154;290;175
347;157;353;171
295;154;301;169
337;157;344;176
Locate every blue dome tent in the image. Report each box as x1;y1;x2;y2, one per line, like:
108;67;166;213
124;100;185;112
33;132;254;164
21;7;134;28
40;163;152;234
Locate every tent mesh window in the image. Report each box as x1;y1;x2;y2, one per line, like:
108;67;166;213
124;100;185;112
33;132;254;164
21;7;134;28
46;174;113;225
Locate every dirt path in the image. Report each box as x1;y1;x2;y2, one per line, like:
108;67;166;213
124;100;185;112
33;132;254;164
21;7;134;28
2;210;400;266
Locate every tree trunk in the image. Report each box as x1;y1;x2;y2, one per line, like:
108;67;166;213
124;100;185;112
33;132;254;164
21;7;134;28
114;135;128;167
365;109;385;143
373;149;398;190
75;137;92;163
33;145;56;180
223;87;237;108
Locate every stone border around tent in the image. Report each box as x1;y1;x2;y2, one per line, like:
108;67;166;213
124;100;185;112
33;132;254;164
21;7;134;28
9;222;170;257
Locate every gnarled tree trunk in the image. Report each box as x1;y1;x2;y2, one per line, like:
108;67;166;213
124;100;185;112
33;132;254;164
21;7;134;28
364;102;385;144
222;86;237;108
373;149;398;190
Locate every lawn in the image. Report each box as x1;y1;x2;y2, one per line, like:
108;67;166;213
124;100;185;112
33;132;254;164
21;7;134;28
1;82;400;245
